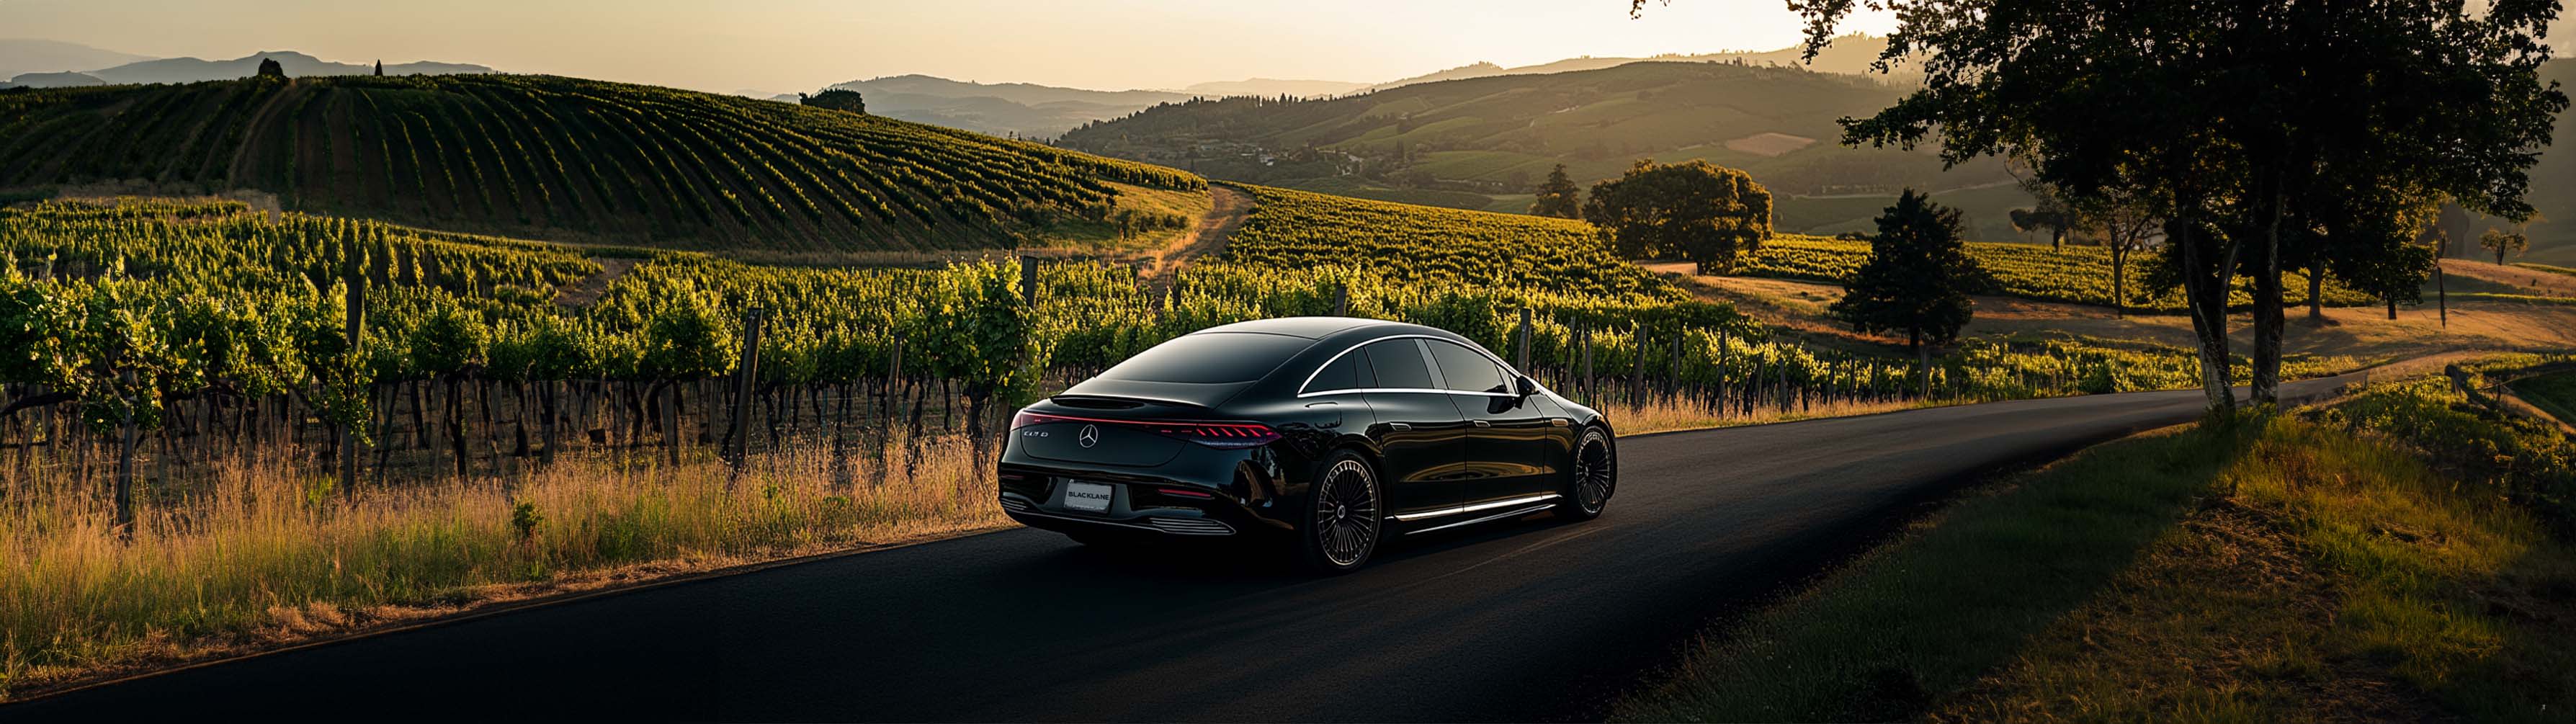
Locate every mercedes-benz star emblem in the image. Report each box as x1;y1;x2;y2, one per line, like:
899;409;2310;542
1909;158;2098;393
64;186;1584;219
1078;424;1100;449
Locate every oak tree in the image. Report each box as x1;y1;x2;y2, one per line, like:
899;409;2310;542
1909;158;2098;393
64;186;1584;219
1580;158;1774;273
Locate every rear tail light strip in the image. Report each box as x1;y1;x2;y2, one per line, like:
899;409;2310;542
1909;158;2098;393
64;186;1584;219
1010;411;1282;449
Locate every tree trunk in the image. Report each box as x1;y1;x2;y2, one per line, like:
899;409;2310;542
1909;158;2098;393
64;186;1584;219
2111;251;2129;319
2250;206;2286;407
2174;216;2238;416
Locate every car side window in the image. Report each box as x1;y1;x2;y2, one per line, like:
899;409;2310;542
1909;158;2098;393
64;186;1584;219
1304;347;1376;393
1426;340;1507;394
1361;339;1437;390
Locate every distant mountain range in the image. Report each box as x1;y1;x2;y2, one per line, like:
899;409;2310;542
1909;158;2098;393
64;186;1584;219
0;37;150;80
0;45;492;89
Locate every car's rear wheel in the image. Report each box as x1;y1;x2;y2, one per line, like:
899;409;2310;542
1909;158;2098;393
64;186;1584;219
1298;451;1382;573
1560;426;1614;521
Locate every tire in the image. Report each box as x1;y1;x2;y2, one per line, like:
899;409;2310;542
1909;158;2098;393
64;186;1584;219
1560;426;1615;521
1297;450;1385;573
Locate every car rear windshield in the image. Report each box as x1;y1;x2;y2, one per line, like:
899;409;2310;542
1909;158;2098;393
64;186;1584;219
1094;332;1315;384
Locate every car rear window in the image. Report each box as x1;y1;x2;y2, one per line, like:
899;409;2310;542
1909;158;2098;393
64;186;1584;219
1095;332;1314;384
1304;347;1376;393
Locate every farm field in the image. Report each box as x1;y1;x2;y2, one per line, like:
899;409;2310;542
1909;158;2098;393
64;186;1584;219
0;75;1201;254
1735;233;2377;311
1652;262;2576;369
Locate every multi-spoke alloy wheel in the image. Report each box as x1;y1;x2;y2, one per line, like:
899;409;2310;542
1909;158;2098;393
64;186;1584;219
1563;427;1615;520
1302;453;1382;572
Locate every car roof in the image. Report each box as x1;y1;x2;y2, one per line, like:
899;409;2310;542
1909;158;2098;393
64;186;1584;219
1191;316;1399;339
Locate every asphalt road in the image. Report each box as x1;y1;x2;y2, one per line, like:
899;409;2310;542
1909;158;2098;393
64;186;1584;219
6;372;2376;723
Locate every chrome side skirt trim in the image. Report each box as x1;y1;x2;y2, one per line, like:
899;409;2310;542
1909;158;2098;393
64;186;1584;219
1390;493;1560;522
1405;503;1557;535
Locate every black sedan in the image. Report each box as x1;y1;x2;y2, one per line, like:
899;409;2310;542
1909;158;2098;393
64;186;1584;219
998;316;1616;572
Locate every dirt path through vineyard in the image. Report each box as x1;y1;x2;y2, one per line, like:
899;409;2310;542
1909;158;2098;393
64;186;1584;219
553;256;639;308
1138;185;1252;283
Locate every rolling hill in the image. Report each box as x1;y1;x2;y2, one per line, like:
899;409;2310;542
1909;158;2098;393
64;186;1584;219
813;75;1192;139
1363;33;1912;92
0;74;1202;252
1181;78;1372;98
2521;58;2576;266
1059;60;2029;241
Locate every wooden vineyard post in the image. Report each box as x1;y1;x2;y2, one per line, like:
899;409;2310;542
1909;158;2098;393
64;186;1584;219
1665;333;1683;401
1716;329;1731;414
339;276;367;498
1627;329;1648;409
662;380;680;470
1020;257;1039;308
879;331;903;487
1578;328;1593;404
115;370;138;542
1332;283;1349;316
727;307;766;477
1514;308;1532;374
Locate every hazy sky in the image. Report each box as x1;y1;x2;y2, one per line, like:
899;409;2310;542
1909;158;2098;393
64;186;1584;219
3;0;1902;92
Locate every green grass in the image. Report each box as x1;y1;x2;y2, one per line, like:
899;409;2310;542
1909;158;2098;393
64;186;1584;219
2512;370;2576;426
1263;176;1503;212
1619;377;2576;723
1614;424;2248;722
2510;262;2576;278
1735;233;2377;310
2449;291;2576;306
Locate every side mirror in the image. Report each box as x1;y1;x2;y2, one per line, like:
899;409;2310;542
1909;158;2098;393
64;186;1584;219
1515;376;1539;397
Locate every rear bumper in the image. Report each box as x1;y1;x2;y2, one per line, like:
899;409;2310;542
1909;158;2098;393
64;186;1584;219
997;463;1287;538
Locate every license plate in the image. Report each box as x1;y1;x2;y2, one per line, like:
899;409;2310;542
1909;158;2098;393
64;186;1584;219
1063;481;1114;512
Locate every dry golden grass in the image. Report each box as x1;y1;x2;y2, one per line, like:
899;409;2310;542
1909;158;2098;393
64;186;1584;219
0;434;1008;700
1589;394;1928;436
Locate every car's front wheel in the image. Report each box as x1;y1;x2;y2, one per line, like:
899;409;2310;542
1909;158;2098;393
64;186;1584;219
1297;451;1383;573
1560;426;1615;521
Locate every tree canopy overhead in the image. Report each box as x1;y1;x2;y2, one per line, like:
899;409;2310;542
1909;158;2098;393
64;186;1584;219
1635;0;2565;414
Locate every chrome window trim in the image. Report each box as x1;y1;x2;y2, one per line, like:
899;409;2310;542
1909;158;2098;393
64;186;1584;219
1296;333;1532;399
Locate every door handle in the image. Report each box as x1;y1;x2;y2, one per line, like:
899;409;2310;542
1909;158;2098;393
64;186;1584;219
1389;423;1413;431
1472;420;1491;428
